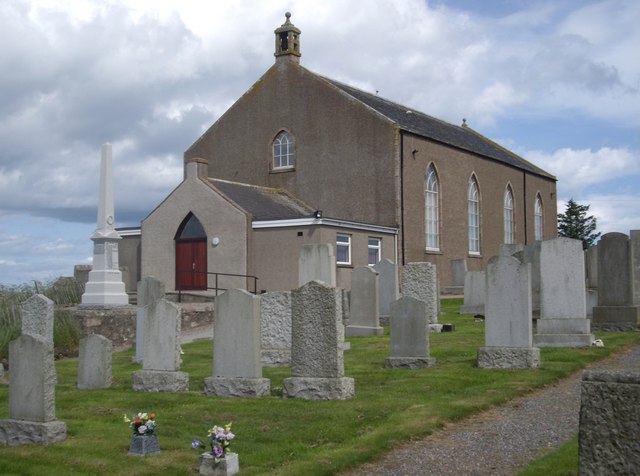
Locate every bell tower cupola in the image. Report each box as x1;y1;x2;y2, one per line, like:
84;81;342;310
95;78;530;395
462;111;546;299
274;12;301;63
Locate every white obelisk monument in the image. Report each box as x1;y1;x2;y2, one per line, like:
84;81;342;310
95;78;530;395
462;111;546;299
81;143;129;306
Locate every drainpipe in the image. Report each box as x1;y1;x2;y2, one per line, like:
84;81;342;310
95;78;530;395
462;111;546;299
400;132;406;265
523;171;528;244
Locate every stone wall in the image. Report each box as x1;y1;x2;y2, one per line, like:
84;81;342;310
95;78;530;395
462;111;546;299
71;303;213;350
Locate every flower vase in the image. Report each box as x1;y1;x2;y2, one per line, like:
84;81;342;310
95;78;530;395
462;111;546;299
199;452;239;475
128;434;161;456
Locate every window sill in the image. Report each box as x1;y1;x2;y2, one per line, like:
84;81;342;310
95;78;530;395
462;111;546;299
337;263;353;268
270;167;296;174
424;248;442;255
468;252;482;258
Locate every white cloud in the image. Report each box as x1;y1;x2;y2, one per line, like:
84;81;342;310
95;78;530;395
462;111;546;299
527;147;640;198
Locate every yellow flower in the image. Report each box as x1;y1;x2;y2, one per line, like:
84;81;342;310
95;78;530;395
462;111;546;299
123;414;131;423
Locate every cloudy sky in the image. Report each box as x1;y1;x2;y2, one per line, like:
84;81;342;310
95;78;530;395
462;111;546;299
1;0;638;285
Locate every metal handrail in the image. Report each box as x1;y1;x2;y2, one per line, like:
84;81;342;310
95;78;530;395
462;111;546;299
176;269;259;301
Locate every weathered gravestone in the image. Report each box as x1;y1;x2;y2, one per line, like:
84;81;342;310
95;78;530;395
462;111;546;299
0;334;67;446
374;259;399;324
77;334;112;389
283;281;354;400
579;369;640;475
21;294;54;346
133;276;165;364
531;237;593;347
298;243;336;287
132;298;188;392
261;291;292;367
592;232;640;330
445;259;467;294
205;289;270;397
401;262;438;324
477;255;540;368
384;296;436;369
460;270;485;315
346;266;383;336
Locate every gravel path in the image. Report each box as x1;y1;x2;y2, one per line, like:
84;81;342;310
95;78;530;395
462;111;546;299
341;345;640;476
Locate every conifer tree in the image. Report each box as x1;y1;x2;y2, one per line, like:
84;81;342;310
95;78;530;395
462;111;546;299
557;198;601;249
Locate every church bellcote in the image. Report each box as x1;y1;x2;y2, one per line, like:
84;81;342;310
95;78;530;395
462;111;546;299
274;12;301;63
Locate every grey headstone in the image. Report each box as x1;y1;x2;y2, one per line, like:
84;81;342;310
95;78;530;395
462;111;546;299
205;289;269;397
385;296;436;368
585;245;598;289
579;370;640;474
499;243;524;257
485;255;532;348
402;262;438;324
374;259;399;318
533;238;593;347
346;267;383;336
134;277;165;364
450;259;467;287
21;294;54;345
298;244;336;287
460;271;485;315
261;291;292;367
478;255;539;369
631;230;640;306
283;281;354;400
132;298;188;392
78;334;112;389
143;299;181;371
592;232;640;330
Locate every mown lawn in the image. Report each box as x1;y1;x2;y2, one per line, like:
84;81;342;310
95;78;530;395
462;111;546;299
0;298;638;475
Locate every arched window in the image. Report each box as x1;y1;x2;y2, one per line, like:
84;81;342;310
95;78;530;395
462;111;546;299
534;194;544;241
468;176;480;254
272;131;295;169
503;185;515;244
425;164;439;250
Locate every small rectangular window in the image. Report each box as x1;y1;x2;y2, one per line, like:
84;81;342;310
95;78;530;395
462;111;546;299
336;234;351;265
368;237;381;266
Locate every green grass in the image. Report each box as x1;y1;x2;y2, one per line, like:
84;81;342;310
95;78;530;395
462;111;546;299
0;298;638;475
518;435;579;476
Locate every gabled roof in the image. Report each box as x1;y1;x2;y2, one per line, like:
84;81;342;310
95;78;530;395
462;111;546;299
208;178;315;221
324;77;555;180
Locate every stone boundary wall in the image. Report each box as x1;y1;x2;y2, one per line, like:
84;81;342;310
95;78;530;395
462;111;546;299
70;303;213;350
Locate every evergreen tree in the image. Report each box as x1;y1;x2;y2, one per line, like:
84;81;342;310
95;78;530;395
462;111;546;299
557;198;601;249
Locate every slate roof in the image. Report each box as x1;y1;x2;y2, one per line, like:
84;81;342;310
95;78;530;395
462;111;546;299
209;178;315;221
324;77;555;180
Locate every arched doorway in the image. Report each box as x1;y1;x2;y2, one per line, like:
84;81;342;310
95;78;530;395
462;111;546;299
175;213;207;290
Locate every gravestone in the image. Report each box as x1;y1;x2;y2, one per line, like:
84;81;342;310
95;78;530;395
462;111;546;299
298;244;336;287
460;271;485;315
0;334;67;446
401;262;438;324
477;255;540;368
532;238;593;347
133;277;165;364
205;289;270;397
579;369;640;474
283;281;354;400
132;298;188;392
592;232;640;330
384;296;436;368
631;230;640;306
374;259;399;323
77;334;112;389
346;267;383;336
261;291;292;367
21;294;54;346
445;259;466;294
499;243;524;257
585;245;598;289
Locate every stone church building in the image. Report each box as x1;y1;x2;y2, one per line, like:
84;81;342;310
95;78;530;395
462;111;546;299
135;13;557;295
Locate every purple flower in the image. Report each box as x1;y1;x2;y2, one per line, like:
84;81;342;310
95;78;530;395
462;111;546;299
191;439;201;449
213;444;224;458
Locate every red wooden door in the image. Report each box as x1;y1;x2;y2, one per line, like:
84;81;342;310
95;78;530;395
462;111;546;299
175;239;207;290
